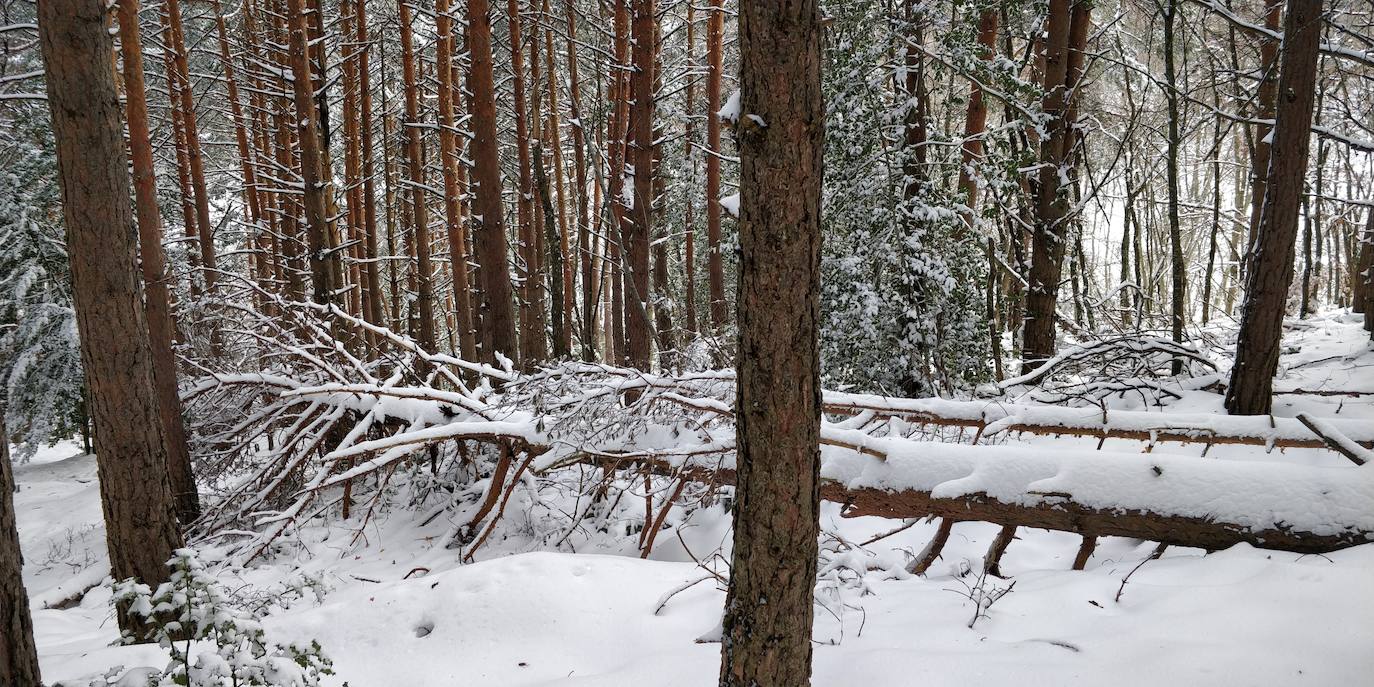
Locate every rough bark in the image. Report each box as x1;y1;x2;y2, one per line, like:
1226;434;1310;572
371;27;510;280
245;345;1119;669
1021;0;1090;371
38;0;184;636
0;419;41;687
467;0;519;363
719;1;823;684
1225;0;1323;415
116;0;199;524
1247;0;1282;259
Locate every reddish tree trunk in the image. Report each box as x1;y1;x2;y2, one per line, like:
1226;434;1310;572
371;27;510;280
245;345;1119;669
38;0;185;635
719;0;824;683
165;0;219;292
704;0;727;333
625;0;655;371
437;0;478;362
396;0;437;353
117;0;199;523
467;0;519;363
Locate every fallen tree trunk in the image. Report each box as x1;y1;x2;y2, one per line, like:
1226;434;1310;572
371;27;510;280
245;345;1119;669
831;486;1369;555
823;392;1374;452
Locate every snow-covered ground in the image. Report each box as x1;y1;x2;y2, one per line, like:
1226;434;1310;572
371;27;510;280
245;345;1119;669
15;313;1374;686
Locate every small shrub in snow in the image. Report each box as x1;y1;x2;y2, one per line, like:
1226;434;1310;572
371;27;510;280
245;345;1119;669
110;549;336;687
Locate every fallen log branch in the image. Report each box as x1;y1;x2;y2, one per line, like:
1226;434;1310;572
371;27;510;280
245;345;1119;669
822;392;1374;452
1296;413;1373;466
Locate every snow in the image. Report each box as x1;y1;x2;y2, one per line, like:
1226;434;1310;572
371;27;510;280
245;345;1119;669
719;193;739;218
717;89;741;124
15;314;1374;686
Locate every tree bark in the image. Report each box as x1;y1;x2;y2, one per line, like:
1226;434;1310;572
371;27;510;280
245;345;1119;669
622;0;655;371
508;0;545;368
467;0;519;363
396;0;437;354
38;0;185;636
116;0;199;524
287;0;340;307
1021;0;1090;371
1246;0;1282;264
0;418;41;687
1225;0;1323;415
565;0;596;360
164;0;220;294
704;0;728;333
719;1;823;684
437;0;478;362
1163;0;1187;373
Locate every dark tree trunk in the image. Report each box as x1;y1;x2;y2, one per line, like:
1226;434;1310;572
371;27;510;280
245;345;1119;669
1246;0;1282;264
115;0;199;523
1021;0;1090;371
164;0;219;294
467;0;519;363
38;0;184;636
718;1;823;684
1225;0;1323;415
1163;0;1187;373
0;419;41;687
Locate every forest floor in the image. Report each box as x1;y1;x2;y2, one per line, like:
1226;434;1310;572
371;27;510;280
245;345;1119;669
17;311;1374;686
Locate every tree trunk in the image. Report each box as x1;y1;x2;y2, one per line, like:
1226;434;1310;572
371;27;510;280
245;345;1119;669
396;0;437;354
565;0;596;360
704;0;728;333
543;4;575;359
164;0;220;294
115;0;199;524
623;0;655;371
437;0;478;362
355;0;385;332
719;1;823;684
1021;0;1090;371
1225;0;1323;415
0;418;41;687
288;0;340;307
1163;0;1186;373
38;0;185;636
507;0;544;368
1246;0;1282;265
467;0;519;363
683;1;699;338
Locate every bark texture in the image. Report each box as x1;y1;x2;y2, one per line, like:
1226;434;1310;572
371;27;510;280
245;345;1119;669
38;0;184;636
467;0;519;363
1020;0;1090;371
1225;0;1323;415
719;1;823;684
116;0;199;523
0;419;41;687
